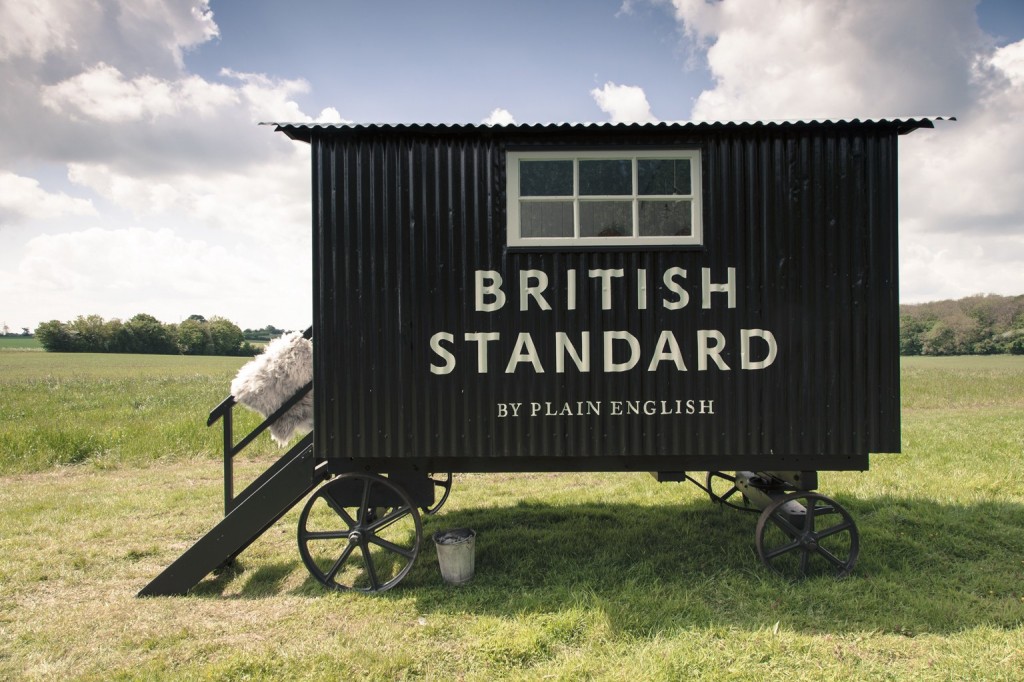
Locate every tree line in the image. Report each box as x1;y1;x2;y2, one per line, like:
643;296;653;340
900;294;1024;356
242;325;288;342
28;295;1023;357
35;314;262;356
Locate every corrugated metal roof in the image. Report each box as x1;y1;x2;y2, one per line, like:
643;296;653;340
266;116;954;142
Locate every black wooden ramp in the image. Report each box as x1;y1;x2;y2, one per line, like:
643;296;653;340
138;435;327;597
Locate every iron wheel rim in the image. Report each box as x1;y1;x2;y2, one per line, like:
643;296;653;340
423;472;453;515
298;473;422;593
754;491;859;579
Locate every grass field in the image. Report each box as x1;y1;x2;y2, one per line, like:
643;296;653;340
0;352;279;472
1;353;1022;680
0;337;41;350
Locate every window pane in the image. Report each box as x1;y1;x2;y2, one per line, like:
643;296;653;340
520;160;572;196
639;200;692;237
638;159;691;196
579;159;631;196
580;201;632;237
521;201;574;238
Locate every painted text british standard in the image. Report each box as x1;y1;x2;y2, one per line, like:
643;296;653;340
429;267;778;375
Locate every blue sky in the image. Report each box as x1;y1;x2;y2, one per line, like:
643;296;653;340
184;1;709;124
1;0;1023;332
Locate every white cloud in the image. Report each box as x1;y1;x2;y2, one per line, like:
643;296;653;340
590;82;659;123
0;0;323;330
672;0;985;121
28;66;314;177
65;149;310;243
900;231;1024;303
0;172;97;226
901;57;1024;236
667;0;1023;300
914;42;1024;202
0;1;266;169
0;0;78;61
482;108;516;126
2;226;310;328
314;107;348;123
41;63;239;123
15;227;226;294
616;1;638;18
896;39;1024;300
116;0;219;70
0;0;216;72
218;68;316;123
990;39;1024;86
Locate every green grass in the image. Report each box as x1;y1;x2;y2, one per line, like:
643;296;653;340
0;337;41;350
0;352;283;472
0;355;1022;680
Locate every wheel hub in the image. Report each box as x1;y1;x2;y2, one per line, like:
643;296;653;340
348;530;363;544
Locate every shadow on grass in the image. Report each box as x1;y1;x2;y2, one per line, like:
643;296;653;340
189;495;1024;636
190;560;298;599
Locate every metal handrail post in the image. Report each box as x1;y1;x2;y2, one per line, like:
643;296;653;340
223;407;234;515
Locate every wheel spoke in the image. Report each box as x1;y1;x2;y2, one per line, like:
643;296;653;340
815;520;854;541
302;530;349;541
324;541;356;582
707;472;741;504
322;490;357;528
814;545;848;570
358;480;373;523
763;539;801;561
718;485;739;502
361;543;380;591
367;505;412;534
798;547;810;575
769;512;803;539
368;534;415;560
804;498;817;532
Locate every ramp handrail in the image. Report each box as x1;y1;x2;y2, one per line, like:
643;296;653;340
208;326;313;515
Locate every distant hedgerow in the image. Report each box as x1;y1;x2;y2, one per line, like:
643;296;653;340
35;313;262;356
900;293;1024;356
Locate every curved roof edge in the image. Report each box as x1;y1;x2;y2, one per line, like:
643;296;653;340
263;116;955;142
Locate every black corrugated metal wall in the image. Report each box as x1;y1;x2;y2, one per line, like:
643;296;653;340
311;122;900;473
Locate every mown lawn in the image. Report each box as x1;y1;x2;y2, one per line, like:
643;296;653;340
0;354;1022;680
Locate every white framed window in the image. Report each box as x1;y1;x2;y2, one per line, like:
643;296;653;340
506;149;702;248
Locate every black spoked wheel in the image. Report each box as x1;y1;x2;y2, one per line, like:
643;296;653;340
755;492;859;579
298;473;422;593
423;472;453;515
706;471;745;506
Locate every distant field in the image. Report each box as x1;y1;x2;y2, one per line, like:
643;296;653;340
0;354;1021;679
0;351;282;472
0;337;41;350
901;354;1024;409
